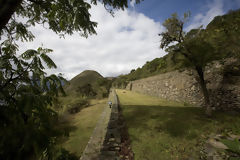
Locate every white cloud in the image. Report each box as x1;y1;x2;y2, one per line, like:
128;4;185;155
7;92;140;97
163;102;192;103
130;0;136;8
186;0;224;31
18;3;165;80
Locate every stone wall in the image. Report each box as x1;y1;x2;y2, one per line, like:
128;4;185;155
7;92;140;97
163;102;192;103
126;58;240;110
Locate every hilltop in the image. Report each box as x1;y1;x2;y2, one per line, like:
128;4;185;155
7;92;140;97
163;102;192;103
64;70;112;98
64;70;103;93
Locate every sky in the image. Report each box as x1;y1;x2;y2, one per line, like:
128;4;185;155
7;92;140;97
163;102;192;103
18;0;240;80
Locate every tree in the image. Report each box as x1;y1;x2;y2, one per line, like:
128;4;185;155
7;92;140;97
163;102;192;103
159;13;218;116
97;78;112;95
0;46;67;159
0;0;142;159
77;83;97;97
0;0;142;37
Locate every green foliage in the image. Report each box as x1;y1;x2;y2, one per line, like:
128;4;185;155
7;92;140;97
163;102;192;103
66;98;88;114
112;75;129;88
0;42;66;159
145;58;167;73
160;12;190;48
64;70;103;94
206;9;240;58
55;148;78;160
160;13;218;69
77;83;97;97
64;70;111;99
0;0;142;38
221;139;240;155
179;29;217;67
96;78;113;95
112;53;185;87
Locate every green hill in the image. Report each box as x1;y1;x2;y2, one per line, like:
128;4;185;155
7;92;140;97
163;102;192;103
64;70;103;94
64;70;112;98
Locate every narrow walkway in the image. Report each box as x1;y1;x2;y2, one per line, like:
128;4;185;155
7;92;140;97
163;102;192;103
80;90;120;160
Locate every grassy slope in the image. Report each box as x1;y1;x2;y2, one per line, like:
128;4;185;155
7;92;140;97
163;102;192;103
116;89;240;160
64;70;110;99
64;70;103;94
57;99;107;157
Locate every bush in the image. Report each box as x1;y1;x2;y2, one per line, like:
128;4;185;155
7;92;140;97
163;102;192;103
56;148;78;160
67;98;88;114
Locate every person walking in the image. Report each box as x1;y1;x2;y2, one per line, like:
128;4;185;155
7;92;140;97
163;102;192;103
108;101;112;108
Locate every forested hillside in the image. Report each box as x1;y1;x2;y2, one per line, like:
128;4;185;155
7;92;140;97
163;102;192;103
113;9;240;88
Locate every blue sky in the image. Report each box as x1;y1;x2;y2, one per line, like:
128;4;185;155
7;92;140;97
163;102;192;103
133;0;240;25
18;0;240;79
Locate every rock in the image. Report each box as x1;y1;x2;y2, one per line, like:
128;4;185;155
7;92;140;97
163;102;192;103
207;139;228;149
113;143;119;147
205;143;216;156
213;155;224;160
213;134;225;140
165;82;168;87
191;85;196;91
229;134;240;140
109;138;115;142
115;147;120;151
207;156;213;160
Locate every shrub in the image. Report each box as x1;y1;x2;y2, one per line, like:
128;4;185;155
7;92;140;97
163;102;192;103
67;98;88;114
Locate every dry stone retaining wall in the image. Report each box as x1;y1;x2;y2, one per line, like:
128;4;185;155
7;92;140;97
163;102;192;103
80;90;122;160
126;58;240;110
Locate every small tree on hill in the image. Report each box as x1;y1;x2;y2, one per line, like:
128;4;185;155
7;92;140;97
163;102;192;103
77;83;97;97
159;13;221;116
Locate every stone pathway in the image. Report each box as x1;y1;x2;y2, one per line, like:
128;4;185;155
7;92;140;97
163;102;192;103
80;90;121;160
99;90;121;160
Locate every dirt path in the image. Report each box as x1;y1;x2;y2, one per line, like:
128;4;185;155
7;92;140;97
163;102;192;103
80;90;120;160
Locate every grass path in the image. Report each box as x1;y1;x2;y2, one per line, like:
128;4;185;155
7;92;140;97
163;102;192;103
58;99;107;157
80;98;112;160
116;89;240;160
80;90;119;160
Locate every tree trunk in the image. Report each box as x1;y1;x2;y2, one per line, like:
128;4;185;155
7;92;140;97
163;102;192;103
0;0;23;32
195;66;212;117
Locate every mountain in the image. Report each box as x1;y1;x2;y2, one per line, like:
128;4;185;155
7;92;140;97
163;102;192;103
64;70;112;98
64;70;103;94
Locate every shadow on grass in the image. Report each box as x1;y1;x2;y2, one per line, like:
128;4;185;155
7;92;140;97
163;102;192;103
121;105;240;139
56;119;78;143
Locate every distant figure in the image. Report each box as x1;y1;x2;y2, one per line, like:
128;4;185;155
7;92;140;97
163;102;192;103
108;101;112;108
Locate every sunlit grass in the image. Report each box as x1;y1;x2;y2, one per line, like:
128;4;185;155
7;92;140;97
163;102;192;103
116;89;189;107
57;99;107;157
116;89;240;160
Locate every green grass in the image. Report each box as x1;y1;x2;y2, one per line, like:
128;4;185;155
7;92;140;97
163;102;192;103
117;89;189;107
116;89;240;160
57;99;107;157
